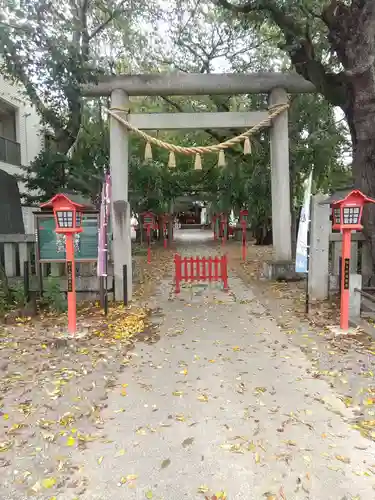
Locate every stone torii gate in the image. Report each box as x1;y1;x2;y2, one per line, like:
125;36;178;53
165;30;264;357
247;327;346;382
82;73;315;301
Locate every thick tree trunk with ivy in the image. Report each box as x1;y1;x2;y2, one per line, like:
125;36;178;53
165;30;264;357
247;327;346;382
349;69;375;275
218;0;375;268
326;1;375;273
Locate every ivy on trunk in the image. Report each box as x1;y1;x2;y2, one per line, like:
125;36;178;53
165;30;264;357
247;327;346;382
217;0;375;268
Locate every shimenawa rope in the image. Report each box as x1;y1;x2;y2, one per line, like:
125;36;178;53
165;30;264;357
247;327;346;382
103;102;289;167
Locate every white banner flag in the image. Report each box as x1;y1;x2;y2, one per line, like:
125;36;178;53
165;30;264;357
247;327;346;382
295;170;313;273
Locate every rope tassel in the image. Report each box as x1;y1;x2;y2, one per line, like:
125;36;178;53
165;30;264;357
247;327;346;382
194;153;202;170
243;137;251;155
144;141;153;161
168;151;176;168
218;149;226;167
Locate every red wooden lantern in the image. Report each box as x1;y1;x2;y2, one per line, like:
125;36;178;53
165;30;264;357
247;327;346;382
331;190;373;231
40;194;85;334
240;209;248;222
43;194;84;235
330;190;375;330
142;211;156;229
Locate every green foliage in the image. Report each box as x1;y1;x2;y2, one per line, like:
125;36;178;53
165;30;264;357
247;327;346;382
21;150;76;204
0;279;27;314
21;101;109;204
0;0;146;154
129;4;350;228
5;0;352;235
10;284;27;309
41;278;67;313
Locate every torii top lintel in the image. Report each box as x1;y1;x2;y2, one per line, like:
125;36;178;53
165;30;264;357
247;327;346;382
82;72;316;97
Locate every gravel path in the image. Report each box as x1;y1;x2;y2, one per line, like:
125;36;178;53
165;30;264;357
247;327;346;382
77;233;375;499
2;231;375;499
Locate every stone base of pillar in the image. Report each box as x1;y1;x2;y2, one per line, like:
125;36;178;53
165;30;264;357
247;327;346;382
262;260;302;281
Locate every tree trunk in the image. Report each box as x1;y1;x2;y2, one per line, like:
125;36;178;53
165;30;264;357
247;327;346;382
347;67;375;278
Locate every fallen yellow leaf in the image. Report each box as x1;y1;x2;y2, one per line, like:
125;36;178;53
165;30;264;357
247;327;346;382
115;449;126;457
254;387;267;394
197;394;208;402
66;436;75;447
136;427;147;435
215;491;227;499
197;485;209;493
42;478;56;489
335;454;350;464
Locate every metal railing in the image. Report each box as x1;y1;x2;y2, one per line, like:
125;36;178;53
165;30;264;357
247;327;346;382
0;136;21;166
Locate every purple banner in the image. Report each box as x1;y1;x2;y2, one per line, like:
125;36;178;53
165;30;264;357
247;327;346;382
97;172;111;277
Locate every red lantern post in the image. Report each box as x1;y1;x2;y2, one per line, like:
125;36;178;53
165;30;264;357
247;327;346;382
331;190;375;330
240;209;249;261
141;211;156;263
40;194;84;334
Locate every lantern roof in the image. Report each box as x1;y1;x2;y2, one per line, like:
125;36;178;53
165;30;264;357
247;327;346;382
40;192;95;211
320;187;375;206
332;189;375;207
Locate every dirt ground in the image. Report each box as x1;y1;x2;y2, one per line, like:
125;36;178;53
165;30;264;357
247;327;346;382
1;238;375;499
0;246;172;498
226;241;375;442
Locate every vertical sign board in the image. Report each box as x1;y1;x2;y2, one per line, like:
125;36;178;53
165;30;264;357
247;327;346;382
344;258;350;290
67;261;73;292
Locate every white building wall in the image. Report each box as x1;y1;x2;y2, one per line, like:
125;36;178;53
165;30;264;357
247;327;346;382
0;73;44;233
0;73;43;173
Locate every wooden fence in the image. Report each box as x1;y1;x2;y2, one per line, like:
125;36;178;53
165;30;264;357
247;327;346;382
174;253;229;293
0;234;111;296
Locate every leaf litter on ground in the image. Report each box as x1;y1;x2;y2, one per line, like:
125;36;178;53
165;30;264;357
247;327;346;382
0;249;170;497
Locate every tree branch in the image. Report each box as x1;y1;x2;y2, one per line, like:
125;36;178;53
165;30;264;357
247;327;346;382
215;0;269;14
216;0;348;108
88;0;128;41
0;49;67;134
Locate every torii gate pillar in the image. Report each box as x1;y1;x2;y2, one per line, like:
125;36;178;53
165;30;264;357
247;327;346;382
269;88;292;262
110;89;132;302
